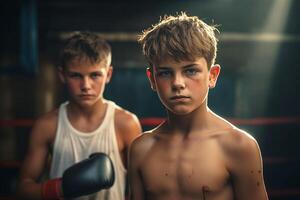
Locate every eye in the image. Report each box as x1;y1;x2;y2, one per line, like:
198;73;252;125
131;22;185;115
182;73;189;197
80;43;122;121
90;72;102;79
69;73;82;79
184;68;199;76
156;70;172;78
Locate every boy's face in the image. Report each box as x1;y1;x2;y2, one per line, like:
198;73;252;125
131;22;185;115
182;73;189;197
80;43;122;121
59;59;112;108
147;57;220;115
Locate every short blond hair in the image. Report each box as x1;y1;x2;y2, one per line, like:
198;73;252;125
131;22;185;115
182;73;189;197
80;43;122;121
60;31;112;69
138;12;218;69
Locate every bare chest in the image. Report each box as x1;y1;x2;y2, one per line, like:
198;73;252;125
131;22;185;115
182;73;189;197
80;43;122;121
140;139;231;198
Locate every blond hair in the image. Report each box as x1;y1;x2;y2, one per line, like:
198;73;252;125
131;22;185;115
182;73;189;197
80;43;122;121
138;12;218;68
60;31;111;69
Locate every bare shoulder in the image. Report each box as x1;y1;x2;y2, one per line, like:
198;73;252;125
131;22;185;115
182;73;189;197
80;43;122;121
130;122;173;157
217;127;263;171
129;130;156;164
219;128;260;156
30;109;59;144
114;106;142;145
131;130;156;149
209;112;259;151
215;128;268;199
208;112;260;157
114;106;141;131
35;109;58;126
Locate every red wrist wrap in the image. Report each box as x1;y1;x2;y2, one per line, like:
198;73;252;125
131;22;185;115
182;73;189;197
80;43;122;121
42;178;63;200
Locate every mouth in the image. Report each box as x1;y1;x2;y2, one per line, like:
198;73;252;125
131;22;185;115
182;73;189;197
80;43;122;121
170;95;190;101
79;94;94;99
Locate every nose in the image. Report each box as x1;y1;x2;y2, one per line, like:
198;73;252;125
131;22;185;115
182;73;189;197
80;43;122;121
81;77;91;91
172;73;185;91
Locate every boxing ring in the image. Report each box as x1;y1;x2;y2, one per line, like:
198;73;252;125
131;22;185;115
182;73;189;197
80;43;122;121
0;116;300;200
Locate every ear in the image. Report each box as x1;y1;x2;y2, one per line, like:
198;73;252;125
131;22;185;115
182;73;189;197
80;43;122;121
58;66;66;83
208;64;221;89
146;67;156;91
105;66;113;83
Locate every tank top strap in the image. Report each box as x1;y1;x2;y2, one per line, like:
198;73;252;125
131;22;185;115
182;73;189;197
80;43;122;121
59;100;115;128
104;100;116;125
59;101;69;125
54;101;69;145
59;101;116;136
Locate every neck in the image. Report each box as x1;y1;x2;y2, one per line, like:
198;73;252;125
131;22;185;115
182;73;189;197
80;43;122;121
165;104;212;134
68;99;106;118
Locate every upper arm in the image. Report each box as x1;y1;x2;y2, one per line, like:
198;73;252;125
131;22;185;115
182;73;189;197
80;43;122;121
128;136;146;200
115;109;142;167
119;111;142;147
18;112;57;197
226;131;268;200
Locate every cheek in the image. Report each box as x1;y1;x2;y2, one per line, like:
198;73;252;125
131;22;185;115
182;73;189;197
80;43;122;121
189;77;209;92
194;75;209;85
94;79;107;91
155;80;170;93
66;80;80;91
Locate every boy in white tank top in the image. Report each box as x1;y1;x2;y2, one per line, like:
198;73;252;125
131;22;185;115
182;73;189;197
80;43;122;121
17;32;142;200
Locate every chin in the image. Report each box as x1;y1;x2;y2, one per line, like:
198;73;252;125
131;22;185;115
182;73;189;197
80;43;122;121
172;110;192;115
77;100;96;107
168;106;194;115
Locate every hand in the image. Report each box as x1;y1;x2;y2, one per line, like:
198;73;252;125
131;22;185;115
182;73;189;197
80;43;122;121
62;152;115;198
42;152;115;199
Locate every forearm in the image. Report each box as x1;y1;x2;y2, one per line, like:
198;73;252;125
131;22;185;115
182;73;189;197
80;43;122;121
17;153;114;199
17;180;43;200
128;180;145;200
18;179;63;200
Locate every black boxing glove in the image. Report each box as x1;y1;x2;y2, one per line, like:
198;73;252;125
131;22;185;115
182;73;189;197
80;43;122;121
62;152;115;198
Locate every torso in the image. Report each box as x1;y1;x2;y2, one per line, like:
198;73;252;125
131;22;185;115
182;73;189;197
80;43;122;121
47;101;128;165
49;101;129;200
47;100;141;173
137;125;236;200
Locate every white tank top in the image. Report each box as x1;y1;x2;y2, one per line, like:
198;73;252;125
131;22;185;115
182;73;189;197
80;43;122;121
50;101;126;200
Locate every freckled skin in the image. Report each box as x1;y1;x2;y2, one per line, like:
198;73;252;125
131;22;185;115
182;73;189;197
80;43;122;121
132;127;234;200
129;58;268;200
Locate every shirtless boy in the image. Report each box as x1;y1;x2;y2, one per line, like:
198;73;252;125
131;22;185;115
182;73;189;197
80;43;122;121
129;13;268;200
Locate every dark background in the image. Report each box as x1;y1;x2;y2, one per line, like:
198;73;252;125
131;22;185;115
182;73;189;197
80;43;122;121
0;0;300;199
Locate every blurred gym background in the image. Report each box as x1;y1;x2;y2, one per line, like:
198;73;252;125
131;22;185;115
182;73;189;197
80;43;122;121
1;0;300;199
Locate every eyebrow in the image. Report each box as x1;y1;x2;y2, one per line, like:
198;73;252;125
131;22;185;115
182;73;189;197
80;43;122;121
156;63;198;70
183;64;198;69
67;69;102;74
66;71;81;74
